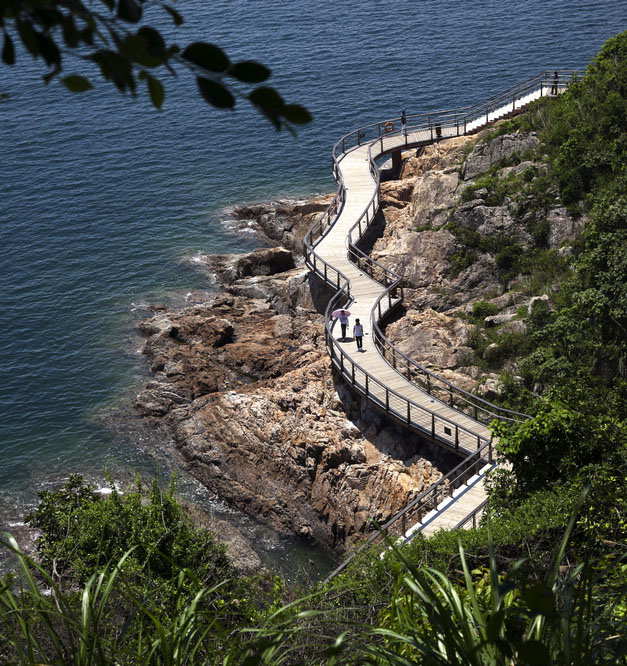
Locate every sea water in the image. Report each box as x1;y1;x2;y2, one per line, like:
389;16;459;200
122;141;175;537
1;0;625;578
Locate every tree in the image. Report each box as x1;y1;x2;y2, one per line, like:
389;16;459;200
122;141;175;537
0;0;312;129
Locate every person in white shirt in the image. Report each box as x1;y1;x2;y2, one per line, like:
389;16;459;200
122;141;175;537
353;318;364;350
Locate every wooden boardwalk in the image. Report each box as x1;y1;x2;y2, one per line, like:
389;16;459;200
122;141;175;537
306;73;575;549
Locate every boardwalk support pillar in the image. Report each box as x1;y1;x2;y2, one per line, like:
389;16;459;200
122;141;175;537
391;149;402;176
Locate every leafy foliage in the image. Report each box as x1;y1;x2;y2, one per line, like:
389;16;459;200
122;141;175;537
23;474;263;641
0;0;312;128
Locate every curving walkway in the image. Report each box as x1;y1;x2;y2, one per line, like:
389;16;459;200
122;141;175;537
305;72;579;565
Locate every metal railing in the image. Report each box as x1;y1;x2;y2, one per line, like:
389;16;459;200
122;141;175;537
305;74;574;443
324;288;489;452
371;307;530;425
305;72;581;570
454;498;490;530
320;75;579;426
332;70;582;158
324;440;495;582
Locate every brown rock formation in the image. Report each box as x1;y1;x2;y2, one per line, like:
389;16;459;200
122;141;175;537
133;122;585;562
230;195;335;254
134;253;451;555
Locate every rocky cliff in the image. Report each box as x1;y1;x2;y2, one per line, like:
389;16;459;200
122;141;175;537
134;248;452;557
133;122;584;564
372;127;584;391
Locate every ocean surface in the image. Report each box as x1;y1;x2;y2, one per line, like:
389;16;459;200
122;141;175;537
1;0;625;578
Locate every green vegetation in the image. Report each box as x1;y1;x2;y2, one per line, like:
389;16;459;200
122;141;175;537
2;30;627;666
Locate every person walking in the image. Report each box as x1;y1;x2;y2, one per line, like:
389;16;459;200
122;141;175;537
400;110;407;137
353;318;364;350
338;310;349;339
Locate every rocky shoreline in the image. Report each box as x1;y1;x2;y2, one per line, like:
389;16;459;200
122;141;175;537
132;124;585;570
133;249;455;557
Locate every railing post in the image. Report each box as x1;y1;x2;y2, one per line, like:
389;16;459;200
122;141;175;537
401;512;406;536
455;428;459;450
406;359;410;379
449;386;453;405
324;263;327;282
365;375;369;397
407;401;411;425
351;363;355;384
431;413;435;437
426;374;431;394
385;389;389;412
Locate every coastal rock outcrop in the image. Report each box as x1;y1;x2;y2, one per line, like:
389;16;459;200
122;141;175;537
134;260;451;555
230;195;334;254
369;126;584;392
133;121;586;563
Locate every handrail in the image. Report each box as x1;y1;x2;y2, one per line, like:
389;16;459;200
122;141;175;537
304;73;579;441
332;70;582;158
323;440;495;582
371;299;530;424
454;498;489;530
338;78;562;425
305;73;582;580
324;288;489;453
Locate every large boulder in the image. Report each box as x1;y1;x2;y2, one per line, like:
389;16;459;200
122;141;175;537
462;133;540;180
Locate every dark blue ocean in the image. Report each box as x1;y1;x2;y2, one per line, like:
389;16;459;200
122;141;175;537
1;0;625;575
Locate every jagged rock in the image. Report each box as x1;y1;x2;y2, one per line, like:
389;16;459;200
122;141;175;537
462;133;540;180
498;319;527;335
169;360;449;551
201;247;296;283
373;229;456;290
385;308;473;369
231;195;334;253
476;376;504;400
484;313;517;327
134;285;453;553
547;207;587;248
453;201;532;246
411;169;461;228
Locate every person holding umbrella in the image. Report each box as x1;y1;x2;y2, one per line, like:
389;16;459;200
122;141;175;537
331;308;350;339
338;309;349;339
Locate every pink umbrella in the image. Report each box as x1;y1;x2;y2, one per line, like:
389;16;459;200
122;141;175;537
331;309;350;318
